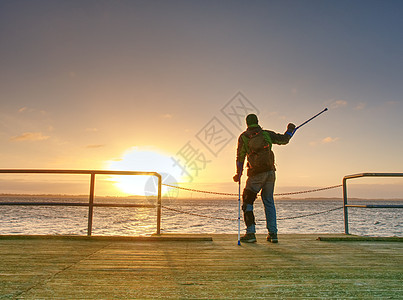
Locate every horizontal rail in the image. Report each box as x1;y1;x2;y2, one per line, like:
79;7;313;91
343;172;403;234
345;204;403;208
0;169;162;236
0;202;156;208
344;172;403;180
0;169;159;176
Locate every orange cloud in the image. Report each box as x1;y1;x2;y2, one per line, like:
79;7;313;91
322;136;339;144
330;100;347;109
309;136;339;146
10;132;50;142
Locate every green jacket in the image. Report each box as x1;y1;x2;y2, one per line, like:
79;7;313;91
236;124;291;176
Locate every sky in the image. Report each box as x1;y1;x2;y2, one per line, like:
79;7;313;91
1;0;402;198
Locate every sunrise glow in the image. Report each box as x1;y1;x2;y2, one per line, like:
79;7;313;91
107;148;183;196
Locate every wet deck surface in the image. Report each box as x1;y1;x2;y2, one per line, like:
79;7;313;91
0;234;402;299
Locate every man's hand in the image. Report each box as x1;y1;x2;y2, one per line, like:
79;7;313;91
233;173;241;182
287;123;296;132
286;123;296;137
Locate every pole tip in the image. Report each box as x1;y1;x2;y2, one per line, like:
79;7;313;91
237;240;241;246
324;107;328;111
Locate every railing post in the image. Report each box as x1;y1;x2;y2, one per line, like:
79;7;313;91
156;173;162;235
342;177;349;234
87;173;95;236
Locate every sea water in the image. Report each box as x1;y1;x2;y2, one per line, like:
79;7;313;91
0;196;402;237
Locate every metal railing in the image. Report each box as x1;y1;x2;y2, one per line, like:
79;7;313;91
0;169;162;236
343;172;403;234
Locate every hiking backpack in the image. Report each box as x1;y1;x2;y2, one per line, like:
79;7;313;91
242;129;275;174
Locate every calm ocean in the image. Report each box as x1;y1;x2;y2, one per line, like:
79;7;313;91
0;196;402;237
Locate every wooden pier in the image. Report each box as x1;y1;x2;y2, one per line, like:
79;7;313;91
0;234;402;299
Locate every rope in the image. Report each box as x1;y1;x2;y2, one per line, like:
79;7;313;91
162;205;237;221
277;206;343;220
161;183;344;221
163;184;237;196
274;184;342;196
162;205;344;221
163;183;343;196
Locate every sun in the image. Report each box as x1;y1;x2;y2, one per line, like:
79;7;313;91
106;147;183;197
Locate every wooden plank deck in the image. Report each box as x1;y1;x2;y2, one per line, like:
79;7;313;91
0;234;402;299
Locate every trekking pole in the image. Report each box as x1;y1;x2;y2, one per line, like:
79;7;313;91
237;178;241;246
292;108;328;136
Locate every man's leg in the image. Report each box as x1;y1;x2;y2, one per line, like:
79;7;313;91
240;174;263;243
242;188;257;234
261;171;278;242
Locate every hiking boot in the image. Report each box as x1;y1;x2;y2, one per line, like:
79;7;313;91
267;233;278;243
240;233;257;243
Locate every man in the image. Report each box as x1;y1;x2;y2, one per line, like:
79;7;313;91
233;113;295;243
